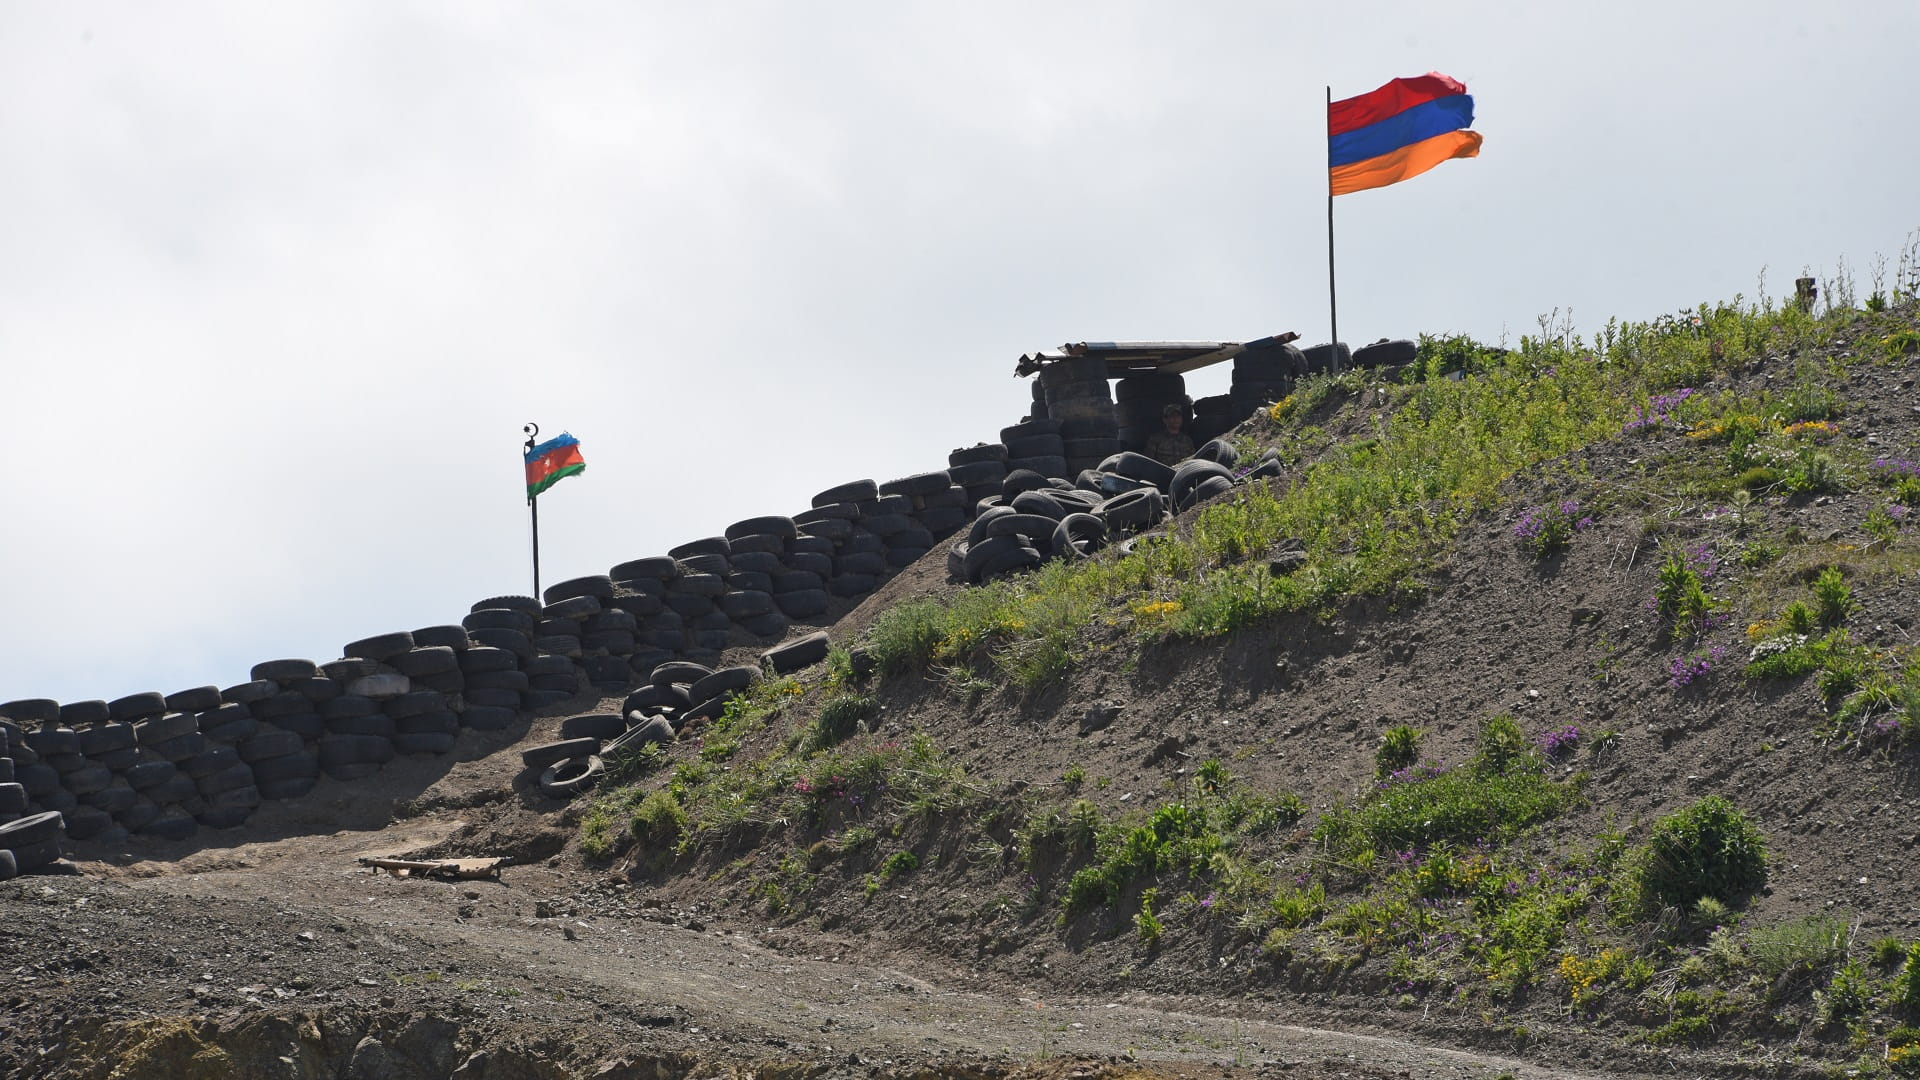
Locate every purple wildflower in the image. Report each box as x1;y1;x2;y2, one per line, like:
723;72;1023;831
1669;645;1727;688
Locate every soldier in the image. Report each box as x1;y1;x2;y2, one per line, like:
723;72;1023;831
1145;401;1195;466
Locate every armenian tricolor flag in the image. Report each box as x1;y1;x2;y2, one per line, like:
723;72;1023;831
1329;72;1482;196
524;432;585;499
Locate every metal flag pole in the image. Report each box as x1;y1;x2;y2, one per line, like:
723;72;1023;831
523;422;542;600
1326;84;1340;374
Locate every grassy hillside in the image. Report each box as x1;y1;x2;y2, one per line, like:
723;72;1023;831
568;254;1920;1077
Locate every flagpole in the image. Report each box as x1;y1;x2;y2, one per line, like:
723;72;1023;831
523;422;542;600
1326;84;1340;374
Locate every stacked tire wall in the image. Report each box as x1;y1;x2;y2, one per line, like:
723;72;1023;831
0;449;1033;858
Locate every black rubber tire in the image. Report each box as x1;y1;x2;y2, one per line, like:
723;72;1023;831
77;722;137;757
343;631;415;662
649;661;712;688
392;646;459;678
1009;490;1068;520
762;630;830;674
1301;341;1351;374
411;625;473;650
611;556;680;581
520;737;600;771
7;837;63;873
964;535;1042;581
240;729;306;764
0;782;27;816
0;848;16;881
560;713;627;740
812;479;878;507
318;734;395;769
470;595;541;614
0;810;65;848
0;699;60;725
542;595;602;621
384;690;451;720
220;679;280;706
315;660;376;686
468;628;533;657
878;471;951;498
140;812;198;841
396;711;459;736
834;551;886;577
470;607;541;630
690;665;760;703
1052;513;1109;559
608;715;675;755
669;536;732;560
1170;459;1234;506
1095;487;1165;532
57;700;111;727
163;686;222;714
976;512;1061;543
1353;338;1417;368
1000;418;1063;443
1005;434;1066;459
775;589;830;618
194;761;257;796
1000;468;1054;500
1184;474;1238;509
717;590;777;620
109;692;169;722
538;755;603;799
133;712;198;745
1247;458;1282;481
617;688;676;719
251;750;321;785
543;575;615;604
723;515;797;542
1193;438;1239;468
123;760;178;791
458;646;520;673
1007;455;1069;480
948;443;1008;466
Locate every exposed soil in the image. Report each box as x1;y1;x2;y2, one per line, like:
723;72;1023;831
5;313;1919;1080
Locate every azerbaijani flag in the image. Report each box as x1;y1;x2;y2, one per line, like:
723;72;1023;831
1329;72;1482;197
524;432;585;499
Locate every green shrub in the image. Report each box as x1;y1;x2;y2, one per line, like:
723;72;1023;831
1314;766;1573;857
798;694;875;753
1267;881;1328;928
1619;796;1768;915
1375;725;1422;778
864;600;948;676
1474;714;1533;775
1812;566;1856;626
1747;913;1849;978
630;789;688;851
1893;942;1920;1013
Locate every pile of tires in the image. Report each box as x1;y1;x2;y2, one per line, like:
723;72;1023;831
0;716;67;878
943;441;1282;586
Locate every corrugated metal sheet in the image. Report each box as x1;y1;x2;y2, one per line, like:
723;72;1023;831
1014;333;1297;378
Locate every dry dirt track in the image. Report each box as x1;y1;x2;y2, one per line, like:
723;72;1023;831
2;792;1650;1080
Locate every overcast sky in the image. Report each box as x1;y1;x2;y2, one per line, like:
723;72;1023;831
3;2;1915;706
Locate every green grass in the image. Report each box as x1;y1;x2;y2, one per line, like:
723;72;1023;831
851;293;1865;690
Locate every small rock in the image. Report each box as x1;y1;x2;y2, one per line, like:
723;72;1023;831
1079;703;1120;736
